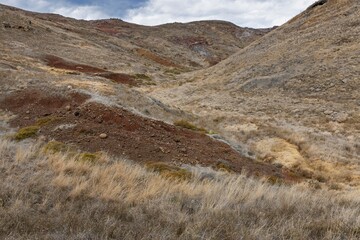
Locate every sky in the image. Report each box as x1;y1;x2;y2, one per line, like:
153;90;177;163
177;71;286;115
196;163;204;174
0;0;317;28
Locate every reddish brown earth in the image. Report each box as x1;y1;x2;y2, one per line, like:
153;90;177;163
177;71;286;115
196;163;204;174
0;89;301;182
44;55;137;86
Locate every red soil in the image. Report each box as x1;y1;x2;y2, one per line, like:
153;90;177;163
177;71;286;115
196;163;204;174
44;55;137;86
0;89;302;182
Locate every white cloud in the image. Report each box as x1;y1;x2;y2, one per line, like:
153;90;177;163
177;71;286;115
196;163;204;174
53;6;109;20
124;0;317;28
1;0;109;20
1;0;318;27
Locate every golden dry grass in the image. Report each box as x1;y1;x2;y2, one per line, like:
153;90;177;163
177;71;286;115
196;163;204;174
0;138;360;239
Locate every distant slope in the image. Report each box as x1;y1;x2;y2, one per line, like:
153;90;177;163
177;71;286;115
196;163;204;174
163;0;359;100
0;3;271;81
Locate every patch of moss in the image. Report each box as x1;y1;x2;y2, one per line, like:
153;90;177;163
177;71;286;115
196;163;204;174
14;126;40;141
43;141;69;154
146;162;192;181
35;116;59;127
174;120;208;133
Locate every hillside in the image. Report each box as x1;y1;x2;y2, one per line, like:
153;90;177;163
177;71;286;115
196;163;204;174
152;0;360;189
0;3;289;179
0;1;360;239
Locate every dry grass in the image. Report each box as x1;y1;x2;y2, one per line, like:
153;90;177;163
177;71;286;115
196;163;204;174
0;138;360;239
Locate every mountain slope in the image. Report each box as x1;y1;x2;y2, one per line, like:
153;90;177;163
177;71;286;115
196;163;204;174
0;3;292;181
152;0;360;189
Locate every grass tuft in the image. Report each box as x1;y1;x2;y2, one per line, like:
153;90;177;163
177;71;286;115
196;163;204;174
35;116;60;127
43;141;69;154
14;126;40;141
146;162;192;181
174;120;208;133
77;152;102;164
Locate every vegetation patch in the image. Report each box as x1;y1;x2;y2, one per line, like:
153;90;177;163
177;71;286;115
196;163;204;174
146;162;192;181
43;141;70;154
35;116;60;127
174;120;208;133
213;161;234;173
133;73;156;86
164;68;183;75
14;125;40;141
77;152;102;164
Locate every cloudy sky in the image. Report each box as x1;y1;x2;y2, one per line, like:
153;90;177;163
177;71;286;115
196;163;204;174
1;0;317;28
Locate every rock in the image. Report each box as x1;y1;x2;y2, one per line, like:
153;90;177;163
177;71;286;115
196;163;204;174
67;85;72;90
65;105;71;111
180;148;187;153
324;110;333;115
25;110;30;114
341;79;348;84
333;112;348;123
99;133;108;139
24;116;30;120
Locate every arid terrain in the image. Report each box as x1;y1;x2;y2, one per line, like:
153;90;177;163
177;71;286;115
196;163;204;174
0;0;359;239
